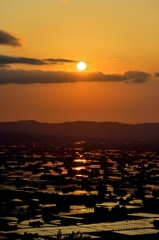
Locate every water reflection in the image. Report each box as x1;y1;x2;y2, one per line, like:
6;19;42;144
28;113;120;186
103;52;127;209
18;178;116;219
72;166;86;171
76;174;88;179
74;159;87;163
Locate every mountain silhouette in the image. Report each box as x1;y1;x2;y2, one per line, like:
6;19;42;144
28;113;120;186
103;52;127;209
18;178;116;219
0;120;159;140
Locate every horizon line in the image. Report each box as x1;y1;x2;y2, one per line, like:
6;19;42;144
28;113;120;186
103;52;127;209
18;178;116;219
1;119;159;125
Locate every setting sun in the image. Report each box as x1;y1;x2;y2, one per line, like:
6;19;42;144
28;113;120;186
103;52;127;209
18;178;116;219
77;61;86;71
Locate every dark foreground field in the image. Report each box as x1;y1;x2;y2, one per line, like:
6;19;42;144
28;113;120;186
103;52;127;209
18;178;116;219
0;134;159;239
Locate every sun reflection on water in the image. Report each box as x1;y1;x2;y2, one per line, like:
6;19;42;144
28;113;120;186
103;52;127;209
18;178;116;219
74;159;87;163
72;166;86;171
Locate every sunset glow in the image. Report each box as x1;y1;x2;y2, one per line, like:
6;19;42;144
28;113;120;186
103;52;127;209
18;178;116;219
1;0;159;123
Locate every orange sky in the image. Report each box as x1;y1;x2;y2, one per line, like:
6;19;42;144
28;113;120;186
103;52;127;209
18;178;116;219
1;0;159;123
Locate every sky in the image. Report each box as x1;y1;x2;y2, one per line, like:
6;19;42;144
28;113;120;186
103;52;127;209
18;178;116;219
1;0;159;124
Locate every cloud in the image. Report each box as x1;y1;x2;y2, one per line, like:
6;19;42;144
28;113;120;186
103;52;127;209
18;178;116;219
124;71;150;83
0;30;22;47
0;69;150;85
90;71;150;83
155;72;159;77
45;58;77;63
0;55;78;66
0;55;46;65
0;55;150;84
0;64;10;68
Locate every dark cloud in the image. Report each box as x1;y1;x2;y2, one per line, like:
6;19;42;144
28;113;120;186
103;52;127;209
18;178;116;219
45;58;78;64
0;55;78;66
0;30;22;47
124;71;150;83
154;72;159;77
0;55;46;65
0;64;9;68
0;69;150;85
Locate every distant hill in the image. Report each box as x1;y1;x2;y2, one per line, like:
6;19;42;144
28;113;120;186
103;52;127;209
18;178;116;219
0;120;159;140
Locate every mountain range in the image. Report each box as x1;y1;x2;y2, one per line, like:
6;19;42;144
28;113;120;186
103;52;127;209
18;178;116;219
0;120;159;140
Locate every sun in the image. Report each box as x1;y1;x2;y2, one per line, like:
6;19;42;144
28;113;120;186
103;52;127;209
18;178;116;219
77;61;86;71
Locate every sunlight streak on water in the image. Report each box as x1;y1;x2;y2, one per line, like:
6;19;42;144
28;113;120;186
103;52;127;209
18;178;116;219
74;159;87;163
72;166;86;171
